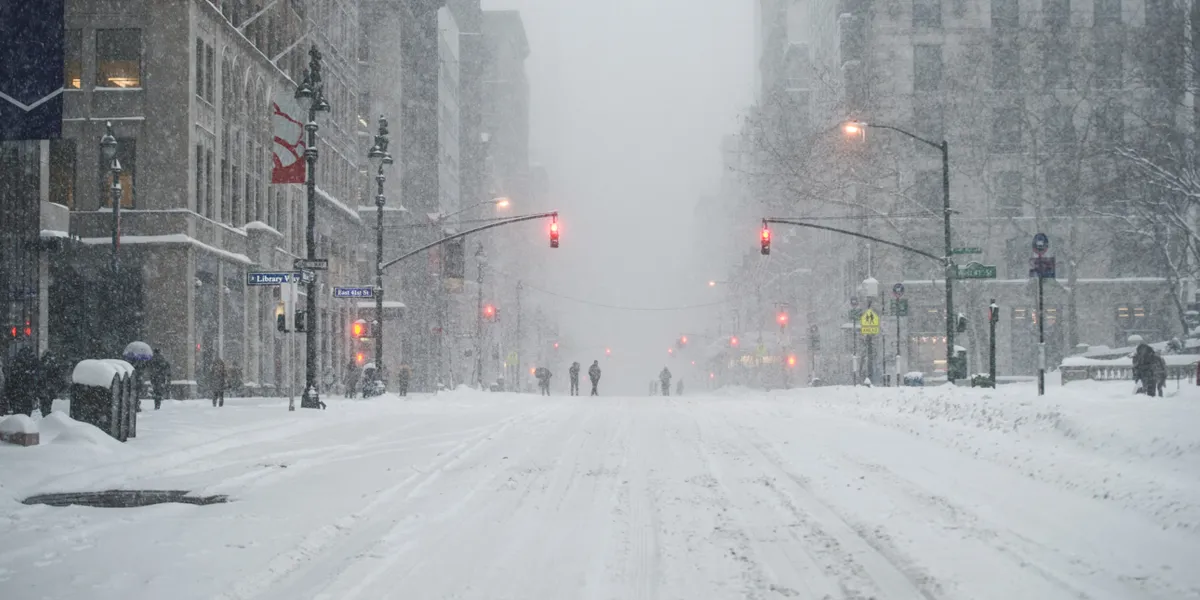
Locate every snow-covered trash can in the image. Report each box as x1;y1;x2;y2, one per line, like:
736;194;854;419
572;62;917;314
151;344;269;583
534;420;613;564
903;371;925;387
0;414;39;446
103;359;138;439
70;359;136;442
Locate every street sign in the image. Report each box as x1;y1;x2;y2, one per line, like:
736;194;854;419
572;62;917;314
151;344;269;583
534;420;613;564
299;270;315;284
860;308;881;335
294;258;329;270
333;286;376;299
1033;233;1049;256
951;247;983;255
892;283;905;298
890;299;909;317
1029;256;1056;279
954;264;997;279
247;271;295;286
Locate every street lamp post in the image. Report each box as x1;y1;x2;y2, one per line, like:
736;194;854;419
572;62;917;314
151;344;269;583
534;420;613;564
367;116;393;389
99;122;121;274
846;121;955;380
295;45;331;409
474;242;486;388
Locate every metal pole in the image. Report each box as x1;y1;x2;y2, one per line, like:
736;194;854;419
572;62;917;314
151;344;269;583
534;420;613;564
475;244;484;388
110;162;121;274
942;140;955;382
896;305;902;382
375;165;385;390
300;48;324;410
1038;276;1046;395
516;280;523;393
989;299;998;387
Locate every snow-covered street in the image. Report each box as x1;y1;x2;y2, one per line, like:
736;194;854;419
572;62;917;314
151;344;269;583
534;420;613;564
2;383;1199;600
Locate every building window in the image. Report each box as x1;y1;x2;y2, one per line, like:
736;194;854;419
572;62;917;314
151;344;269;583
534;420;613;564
1093;0;1121;26
913;0;942;27
196;143;205;213
992;107;1022;152
99;137;136;208
96;29;142;88
994;171;1022;217
1096;101;1124;146
64;29;82;89
992;36;1020;90
205;45;215;102
1045;0;1070;28
913;45;943;91
195;39;204;98
49;138;76;210
992;0;1019;28
1043;42;1071;89
206;149;214;219
1095;40;1122;87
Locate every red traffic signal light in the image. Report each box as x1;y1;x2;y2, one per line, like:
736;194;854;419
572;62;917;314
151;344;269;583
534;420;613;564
730;336;739;347
681;335;688;345
605;348;611;356
760;222;771;255
549;219;560;248
351;319;368;339
777;312;789;326
355;352;366;365
483;304;496;319
554;342;559;349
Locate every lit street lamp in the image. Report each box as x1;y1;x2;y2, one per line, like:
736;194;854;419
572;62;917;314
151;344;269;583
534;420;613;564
845;120;955;379
367;116;393;390
295;45;331;409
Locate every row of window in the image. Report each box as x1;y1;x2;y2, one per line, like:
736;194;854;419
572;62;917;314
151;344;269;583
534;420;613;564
912;41;1123;93
913;0;1125;29
64;28;142;89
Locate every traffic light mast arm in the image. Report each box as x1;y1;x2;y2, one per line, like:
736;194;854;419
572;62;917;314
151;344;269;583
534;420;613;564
764;218;944;264
380;211;559;272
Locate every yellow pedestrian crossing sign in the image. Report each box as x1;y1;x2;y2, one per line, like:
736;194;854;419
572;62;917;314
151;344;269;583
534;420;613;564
860;308;880;335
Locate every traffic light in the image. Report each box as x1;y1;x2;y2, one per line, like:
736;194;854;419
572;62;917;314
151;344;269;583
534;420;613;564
787;354;798;368
483;304;496;320
370;319;381;337
668;347;674;356
760;222;771;255
355;352;366;365
777;312;789;327
730;335;739;347
295;310;307;332
681;335;688;345
549;218;560;248
605;348;612;356
351;318;368;339
554;342;560;350
275;302;287;332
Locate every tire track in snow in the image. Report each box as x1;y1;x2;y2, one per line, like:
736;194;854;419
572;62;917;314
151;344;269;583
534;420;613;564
623;404;664;600
216;402;559;600
693;405;937;600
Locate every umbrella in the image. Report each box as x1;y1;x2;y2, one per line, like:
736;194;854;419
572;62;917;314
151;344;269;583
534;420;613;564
123;341;153;362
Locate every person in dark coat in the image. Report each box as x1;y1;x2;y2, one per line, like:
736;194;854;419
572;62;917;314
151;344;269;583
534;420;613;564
344;360;361;399
659;367;672;397
147;349;171;410
1133;343;1157;396
397;364;411;397
211;358;226;407
568;362;580;396
5;347;40;416
535;367;552;396
1153;352;1168;397
37;350;64;417
588;360;601;396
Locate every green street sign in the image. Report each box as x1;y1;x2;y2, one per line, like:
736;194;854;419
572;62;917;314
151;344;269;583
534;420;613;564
954;264;997;279
951;247;983;255
890;299;909;316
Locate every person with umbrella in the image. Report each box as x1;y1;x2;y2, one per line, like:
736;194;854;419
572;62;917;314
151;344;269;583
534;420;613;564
147;349;171;410
124;341;154;412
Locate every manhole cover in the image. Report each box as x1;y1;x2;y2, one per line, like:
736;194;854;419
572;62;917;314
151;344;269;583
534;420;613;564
22;490;229;508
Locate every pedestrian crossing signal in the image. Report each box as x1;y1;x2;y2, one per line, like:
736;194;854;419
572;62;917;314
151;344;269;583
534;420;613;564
295;310;307;333
760;223;771;255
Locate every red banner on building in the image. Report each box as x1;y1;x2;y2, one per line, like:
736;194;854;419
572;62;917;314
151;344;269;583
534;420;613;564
271;93;305;184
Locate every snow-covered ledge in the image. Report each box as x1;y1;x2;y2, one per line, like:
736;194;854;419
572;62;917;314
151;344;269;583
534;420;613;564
0;415;39;446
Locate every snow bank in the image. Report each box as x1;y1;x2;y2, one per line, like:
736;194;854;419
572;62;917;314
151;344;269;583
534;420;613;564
72;359;123;387
0;414;37;435
810;381;1200;532
38;411;122;450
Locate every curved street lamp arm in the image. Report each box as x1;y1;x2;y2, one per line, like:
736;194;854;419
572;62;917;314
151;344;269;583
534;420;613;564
381;211;558;272
764;217;944;264
865;123;942;152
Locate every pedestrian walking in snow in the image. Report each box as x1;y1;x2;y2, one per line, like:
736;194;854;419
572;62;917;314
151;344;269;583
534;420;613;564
588;360;601;396
211;358;226;407
659;367;672;397
147;349;171;410
397;364;411;397
535;367;553;396
37;350;64;417
1153;352;1168;397
1133;343;1157;396
344;360;361;399
569;362;581;396
4;347;40;416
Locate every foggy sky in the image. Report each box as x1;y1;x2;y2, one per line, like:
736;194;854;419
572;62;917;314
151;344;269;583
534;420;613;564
481;0;754;393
